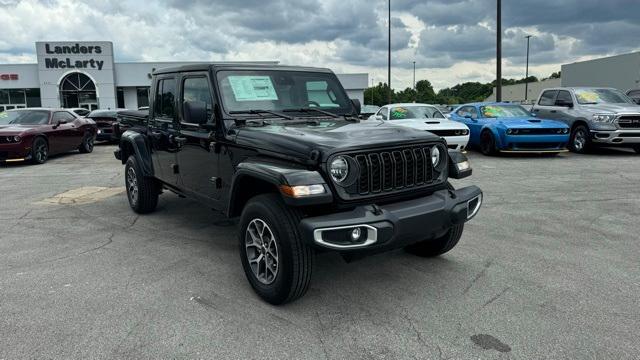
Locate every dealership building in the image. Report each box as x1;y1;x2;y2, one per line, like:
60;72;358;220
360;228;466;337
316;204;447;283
0;41;368;112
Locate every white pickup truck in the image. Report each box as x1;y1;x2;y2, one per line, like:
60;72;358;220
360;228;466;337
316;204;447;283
367;103;470;151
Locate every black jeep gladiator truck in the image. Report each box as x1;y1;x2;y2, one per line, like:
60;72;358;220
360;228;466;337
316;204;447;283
114;63;483;304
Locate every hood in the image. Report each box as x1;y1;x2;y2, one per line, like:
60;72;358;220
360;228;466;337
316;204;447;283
234;119;441;162
495;117;568;129
387;118;469;131
0;124;40;135
579;103;640;114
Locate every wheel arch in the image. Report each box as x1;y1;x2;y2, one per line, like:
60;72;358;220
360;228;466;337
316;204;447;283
118;132;154;177
228;173;281;218
480;125;503;148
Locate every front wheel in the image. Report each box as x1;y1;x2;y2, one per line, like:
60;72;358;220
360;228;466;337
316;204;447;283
480;130;497;156
31;137;48;164
405;224;464;257
239;193;313;305
125;155;159;214
569;125;591;153
78;133;95;153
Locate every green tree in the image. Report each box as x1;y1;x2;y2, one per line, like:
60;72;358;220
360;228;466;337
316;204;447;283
364;82;394;106
415;80;436;103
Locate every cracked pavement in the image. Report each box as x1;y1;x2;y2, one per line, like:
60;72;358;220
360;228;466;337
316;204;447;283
1;145;639;359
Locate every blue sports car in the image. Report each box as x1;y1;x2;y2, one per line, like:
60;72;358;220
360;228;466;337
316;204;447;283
449;102;570;155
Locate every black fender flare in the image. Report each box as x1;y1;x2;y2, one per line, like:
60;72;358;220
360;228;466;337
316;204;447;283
118;131;154;177
227;158;333;217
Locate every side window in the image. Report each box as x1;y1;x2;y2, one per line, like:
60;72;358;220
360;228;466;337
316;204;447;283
53;111;76;123
378;107;388;120
154;78;177;119
555;90;573;106
182;77;213;123
456;106;477;119
538;90;558;106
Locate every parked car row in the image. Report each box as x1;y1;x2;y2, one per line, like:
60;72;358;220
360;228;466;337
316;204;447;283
363;86;640;156
0;107;132;164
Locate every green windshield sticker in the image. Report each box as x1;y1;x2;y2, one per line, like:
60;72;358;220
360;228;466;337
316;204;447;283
228;76;278;101
482;106;506;117
0;112;7;118
576;91;599;103
391;107;409;119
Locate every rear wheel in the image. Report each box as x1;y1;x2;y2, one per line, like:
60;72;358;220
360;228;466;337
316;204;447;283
31;138;48;164
405;224;464;257
239;193;313;305
125;155;159;214
78;133;94;153
480;130;497;155
570;125;591;153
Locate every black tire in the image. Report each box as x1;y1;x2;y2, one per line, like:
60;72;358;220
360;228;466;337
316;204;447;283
480;130;497;156
239;193;313;305
569;124;591;153
31;137;48;164
405;224;464;257
78;133;95;153
125;155;159;214
632;145;640;154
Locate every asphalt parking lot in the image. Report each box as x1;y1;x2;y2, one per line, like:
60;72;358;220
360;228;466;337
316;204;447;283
1;144;638;359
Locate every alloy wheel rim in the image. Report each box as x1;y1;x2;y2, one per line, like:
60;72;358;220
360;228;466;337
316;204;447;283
86;136;94;151
36;143;47;162
126;167;138;204
574;130;585;150
245;218;279;285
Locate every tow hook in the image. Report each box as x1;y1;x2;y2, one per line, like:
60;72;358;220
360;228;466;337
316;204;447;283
370;204;383;216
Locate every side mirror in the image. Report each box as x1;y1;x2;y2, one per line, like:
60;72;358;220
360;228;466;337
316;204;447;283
374;115;384;121
183;100;208;125
53;120;67;128
350;98;361;115
464;115;472;119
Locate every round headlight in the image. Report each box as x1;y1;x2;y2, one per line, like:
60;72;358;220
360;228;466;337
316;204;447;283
431;146;441;168
13;135;21;142
330;156;349;183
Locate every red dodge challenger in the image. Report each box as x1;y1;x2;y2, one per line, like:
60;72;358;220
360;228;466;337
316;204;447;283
0;108;97;164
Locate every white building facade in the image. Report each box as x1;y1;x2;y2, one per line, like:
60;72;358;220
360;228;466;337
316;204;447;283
0;41;368;112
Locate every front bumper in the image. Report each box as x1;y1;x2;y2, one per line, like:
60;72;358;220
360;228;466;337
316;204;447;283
443;135;470;151
591;129;640;144
299;186;482;252
499;134;569;152
0;143;31;162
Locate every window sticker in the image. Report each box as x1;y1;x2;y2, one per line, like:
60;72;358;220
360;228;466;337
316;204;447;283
391;107;409;119
228;76;278;101
575;91;599;103
0;112;7;118
482;106;506;118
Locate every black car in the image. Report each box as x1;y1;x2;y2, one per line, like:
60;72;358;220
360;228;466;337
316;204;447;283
114;63;483;304
87;109;127;142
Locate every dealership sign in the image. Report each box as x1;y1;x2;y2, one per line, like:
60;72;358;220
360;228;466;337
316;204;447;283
42;43;105;70
0;74;19;80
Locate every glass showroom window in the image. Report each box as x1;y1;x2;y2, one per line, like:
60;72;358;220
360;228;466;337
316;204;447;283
137;87;150;108
0;89;33;112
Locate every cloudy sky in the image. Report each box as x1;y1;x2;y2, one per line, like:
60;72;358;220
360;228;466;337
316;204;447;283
0;0;638;90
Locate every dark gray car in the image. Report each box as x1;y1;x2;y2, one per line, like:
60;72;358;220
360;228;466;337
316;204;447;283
532;87;640;153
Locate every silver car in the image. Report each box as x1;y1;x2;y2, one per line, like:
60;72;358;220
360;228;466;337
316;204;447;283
532;87;640;153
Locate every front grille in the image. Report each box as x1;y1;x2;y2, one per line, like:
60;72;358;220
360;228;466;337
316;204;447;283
508;142;563;150
509;128;565;135
97;122;114;129
617;115;640;129
342;144;442;198
428;129;467;137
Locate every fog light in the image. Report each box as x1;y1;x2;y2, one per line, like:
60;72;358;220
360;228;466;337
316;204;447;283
456;160;471;172
350;228;362;241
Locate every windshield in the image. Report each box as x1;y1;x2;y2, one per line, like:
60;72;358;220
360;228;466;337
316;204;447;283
216;70;353;115
480;105;531;118
0;110;50;125
389;106;444;120
574;88;633;104
88;110;117;118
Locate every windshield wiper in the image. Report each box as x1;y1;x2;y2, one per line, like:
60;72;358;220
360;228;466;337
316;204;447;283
229;109;293;120
282;107;339;118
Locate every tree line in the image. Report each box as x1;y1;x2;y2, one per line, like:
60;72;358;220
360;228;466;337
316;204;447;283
364;72;561;106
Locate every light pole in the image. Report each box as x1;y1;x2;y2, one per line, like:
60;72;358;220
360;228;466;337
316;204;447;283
413;61;416;102
524;35;532;102
387;0;392;104
496;0;502;102
371;78;374;105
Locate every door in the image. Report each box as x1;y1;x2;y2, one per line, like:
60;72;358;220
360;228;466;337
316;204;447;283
175;74;221;202
51;111;83;152
533;90;558;119
549;90;574;124
148;76;181;186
